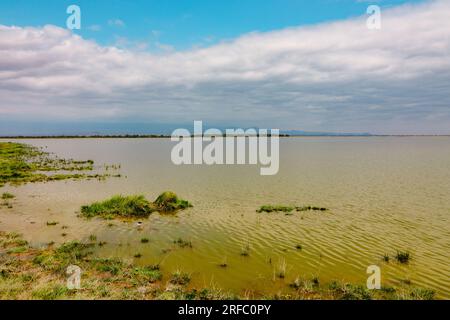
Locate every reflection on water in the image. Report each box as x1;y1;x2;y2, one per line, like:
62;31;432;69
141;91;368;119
0;137;449;298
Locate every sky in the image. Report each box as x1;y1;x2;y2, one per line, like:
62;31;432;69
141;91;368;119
0;0;449;135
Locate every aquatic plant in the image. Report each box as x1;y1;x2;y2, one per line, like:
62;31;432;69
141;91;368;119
154;191;192;213
131;265;162;283
312;276;320;286
1;193;14;200
0;232;438;300
257;205;328;213
329;283;372;300
0;142;117;187
275;259;287;279
296;206;328;212
240;243;250;257
383;254;390;262
174;238;193;248
81;192;192;220
170;270;191;286
257;205;294;213
395;251;411;264
140;238;150;243
46;221;59;226
81;195;156;219
218;257;228;268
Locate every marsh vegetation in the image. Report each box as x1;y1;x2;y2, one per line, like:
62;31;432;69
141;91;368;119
81;192;192;220
257;205;328;213
0;142;119;188
0;231;435;300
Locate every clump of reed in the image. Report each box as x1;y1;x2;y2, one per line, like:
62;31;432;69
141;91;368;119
240;242;250;257
257;205;328;213
80;192;192;220
1;193;15;200
173;238;192;248
275;259;287;279
395;251;411;264
154;191;193;213
81;195;155;219
170;269;191;286
257;205;294;213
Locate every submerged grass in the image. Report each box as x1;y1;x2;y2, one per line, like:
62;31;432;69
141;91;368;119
1;193;14;200
81;191;192;220
0;232;437;300
170;270;191;286
257;204;328;213
173;238;193;248
257;205;294;213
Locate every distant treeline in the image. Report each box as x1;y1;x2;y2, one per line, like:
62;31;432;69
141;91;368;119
0;134;291;139
0;134;448;139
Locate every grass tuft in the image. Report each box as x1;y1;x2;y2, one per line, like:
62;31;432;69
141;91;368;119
1;193;15;200
170;270;191;286
395;251;411;264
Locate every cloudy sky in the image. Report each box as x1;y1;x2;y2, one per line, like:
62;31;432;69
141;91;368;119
0;0;449;135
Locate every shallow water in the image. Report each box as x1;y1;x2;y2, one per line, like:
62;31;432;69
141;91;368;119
1;137;449;298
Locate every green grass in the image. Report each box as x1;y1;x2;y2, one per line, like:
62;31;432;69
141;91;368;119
257;205;294;213
92;258;123;275
31;284;71;300
257;205;329;213
81;195;156;219
0;142;109;187
0;232;437;300
7;246;28;254
296;206;328;212
154;191;192;212
81;192;192;220
170;270;191;286
1;193;15;200
131;265;162;284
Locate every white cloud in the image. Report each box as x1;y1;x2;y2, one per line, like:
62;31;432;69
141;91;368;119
87;25;102;32
0;0;449;134
108;19;125;28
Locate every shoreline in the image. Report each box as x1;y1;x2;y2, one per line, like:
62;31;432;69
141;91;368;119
1;135;450;139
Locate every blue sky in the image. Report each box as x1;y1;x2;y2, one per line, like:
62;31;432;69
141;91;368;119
0;0;425;50
0;0;449;135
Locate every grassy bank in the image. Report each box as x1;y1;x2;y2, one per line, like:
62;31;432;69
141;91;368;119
0;231;435;300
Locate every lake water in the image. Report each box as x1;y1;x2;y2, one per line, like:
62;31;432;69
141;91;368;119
0;137;449;298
